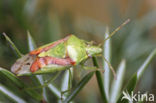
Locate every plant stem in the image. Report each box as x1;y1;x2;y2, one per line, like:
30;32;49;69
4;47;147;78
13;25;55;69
92;57;107;103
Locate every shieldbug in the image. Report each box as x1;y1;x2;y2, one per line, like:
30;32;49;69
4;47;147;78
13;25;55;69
11;35;102;76
6;19;130;77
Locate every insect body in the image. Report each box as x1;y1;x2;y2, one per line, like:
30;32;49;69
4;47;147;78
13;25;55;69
11;35;102;76
11;19;130;76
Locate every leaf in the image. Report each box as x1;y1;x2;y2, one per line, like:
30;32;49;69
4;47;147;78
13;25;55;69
0;67;42;101
48;83;63;99
0;84;26;103
103;27;111;100
63;72;94;103
0;67;25;88
61;68;73;97
117;49;156;103
3;33;23;57
27;31;37;51
110;60;126;103
92;57;108;103
57;68;74;103
137;49;156;79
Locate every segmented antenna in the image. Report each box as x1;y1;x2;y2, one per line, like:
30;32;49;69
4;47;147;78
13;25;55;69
104;19;130;42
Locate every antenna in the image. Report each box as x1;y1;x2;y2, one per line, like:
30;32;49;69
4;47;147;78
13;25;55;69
104;19;130;42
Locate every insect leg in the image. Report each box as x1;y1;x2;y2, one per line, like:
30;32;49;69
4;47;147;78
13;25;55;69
30;58;40;72
30;57;46;72
103;56;116;79
80;64;105;73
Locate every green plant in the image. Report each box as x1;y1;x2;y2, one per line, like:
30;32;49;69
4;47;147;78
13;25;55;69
0;28;156;103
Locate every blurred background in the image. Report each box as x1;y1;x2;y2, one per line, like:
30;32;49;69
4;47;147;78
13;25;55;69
0;0;156;102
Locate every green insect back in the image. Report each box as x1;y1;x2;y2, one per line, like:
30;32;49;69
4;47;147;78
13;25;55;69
38;35;93;63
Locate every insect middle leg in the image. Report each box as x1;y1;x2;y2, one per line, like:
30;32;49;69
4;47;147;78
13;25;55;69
80;64;105;73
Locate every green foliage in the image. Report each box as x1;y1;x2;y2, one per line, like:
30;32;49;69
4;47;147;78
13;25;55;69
0;67;42;101
64;71;94;103
1;24;156;103
0;1;156;103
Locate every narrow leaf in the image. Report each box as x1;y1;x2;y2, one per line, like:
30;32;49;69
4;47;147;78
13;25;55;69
110;60;126;103
0;67;42;101
92;57;108;103
137;49;156;79
0;84;26;103
27;31;37;51
117;49;156;103
61;67;73;97
0;67;25;88
103;27;111;100
63;72;94;103
3;33;22;57
48;84;64;99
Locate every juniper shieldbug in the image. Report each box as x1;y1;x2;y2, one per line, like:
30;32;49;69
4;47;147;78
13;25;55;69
11;35;102;76
10;19;130;76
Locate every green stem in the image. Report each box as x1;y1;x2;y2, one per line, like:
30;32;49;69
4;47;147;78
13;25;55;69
92;57;108;103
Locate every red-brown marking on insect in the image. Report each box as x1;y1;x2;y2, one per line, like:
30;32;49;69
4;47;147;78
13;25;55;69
44;57;74;66
30;58;40;72
29;35;71;55
70;61;76;65
38;58;46;68
30;56;75;72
